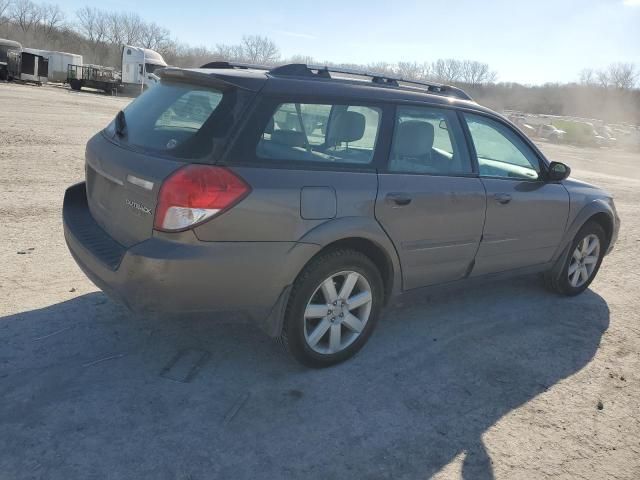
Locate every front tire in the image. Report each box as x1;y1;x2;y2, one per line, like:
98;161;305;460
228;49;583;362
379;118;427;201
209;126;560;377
545;221;606;296
281;249;384;368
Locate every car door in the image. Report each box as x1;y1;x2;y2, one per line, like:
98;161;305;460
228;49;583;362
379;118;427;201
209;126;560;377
375;105;486;290
461;112;569;276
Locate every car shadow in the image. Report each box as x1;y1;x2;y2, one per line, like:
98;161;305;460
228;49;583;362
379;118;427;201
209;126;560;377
0;276;609;479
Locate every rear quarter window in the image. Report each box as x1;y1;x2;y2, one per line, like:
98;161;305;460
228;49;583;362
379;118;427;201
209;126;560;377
256;102;382;165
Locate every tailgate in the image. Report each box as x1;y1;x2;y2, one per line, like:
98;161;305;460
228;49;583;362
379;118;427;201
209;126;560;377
85;133;184;247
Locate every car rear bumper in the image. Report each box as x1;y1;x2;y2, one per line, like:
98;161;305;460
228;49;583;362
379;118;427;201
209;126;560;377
63;182;319;334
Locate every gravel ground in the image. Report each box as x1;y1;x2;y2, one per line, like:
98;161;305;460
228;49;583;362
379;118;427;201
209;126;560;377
1;82;639;480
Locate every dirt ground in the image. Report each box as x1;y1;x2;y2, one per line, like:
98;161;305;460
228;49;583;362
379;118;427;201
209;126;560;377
1;82;639;480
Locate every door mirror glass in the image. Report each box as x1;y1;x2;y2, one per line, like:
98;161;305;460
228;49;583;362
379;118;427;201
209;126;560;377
548;161;571;181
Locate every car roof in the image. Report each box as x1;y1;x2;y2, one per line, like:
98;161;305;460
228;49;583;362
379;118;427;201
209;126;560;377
162;65;499;117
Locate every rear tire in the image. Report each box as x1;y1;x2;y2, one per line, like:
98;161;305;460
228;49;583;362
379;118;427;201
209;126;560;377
544;221;606;296
281;249;384;368
70;79;82;91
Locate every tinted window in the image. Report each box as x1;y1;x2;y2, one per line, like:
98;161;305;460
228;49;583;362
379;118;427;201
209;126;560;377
464;113;540;180
389;106;472;175
109;81;233;159
257;103;381;164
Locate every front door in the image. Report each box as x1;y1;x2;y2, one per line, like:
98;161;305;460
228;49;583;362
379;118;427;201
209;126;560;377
462;112;569;276
375;105;486;290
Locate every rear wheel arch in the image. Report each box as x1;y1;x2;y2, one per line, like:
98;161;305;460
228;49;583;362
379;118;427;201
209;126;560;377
294;217;403;300
306;237;395;304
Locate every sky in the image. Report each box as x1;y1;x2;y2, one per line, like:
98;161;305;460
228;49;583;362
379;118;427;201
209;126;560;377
53;0;640;85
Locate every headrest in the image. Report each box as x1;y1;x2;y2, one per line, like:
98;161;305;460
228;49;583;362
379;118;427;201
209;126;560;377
271;130;306;148
264;117;274;134
394;121;435;157
330;111;366;143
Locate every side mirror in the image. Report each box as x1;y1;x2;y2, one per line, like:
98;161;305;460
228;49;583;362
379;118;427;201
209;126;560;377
547;161;571;181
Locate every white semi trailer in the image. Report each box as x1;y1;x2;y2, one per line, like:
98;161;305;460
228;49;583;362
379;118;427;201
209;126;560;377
24;48;82;83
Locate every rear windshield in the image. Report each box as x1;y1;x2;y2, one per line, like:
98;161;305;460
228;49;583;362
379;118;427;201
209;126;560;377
106;80;240;159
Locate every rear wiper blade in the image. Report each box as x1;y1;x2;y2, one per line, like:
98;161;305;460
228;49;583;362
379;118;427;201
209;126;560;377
115;110;127;137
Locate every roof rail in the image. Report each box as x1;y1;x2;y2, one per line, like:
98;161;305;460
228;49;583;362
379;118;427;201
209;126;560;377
269;63;473;101
199;61;473;101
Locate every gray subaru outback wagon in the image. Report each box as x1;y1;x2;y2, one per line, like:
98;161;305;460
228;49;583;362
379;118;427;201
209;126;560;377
63;63;619;367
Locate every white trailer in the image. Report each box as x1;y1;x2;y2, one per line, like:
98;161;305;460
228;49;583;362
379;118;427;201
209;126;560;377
121;45;167;90
24;48;82;83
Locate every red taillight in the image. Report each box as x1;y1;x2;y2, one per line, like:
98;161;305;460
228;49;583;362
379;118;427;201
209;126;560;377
154;165;250;232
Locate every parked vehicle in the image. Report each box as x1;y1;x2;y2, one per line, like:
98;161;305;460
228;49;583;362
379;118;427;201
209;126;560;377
24;48;82;83
538;124;566;142
595;125;617;147
0;38;22;81
63;63;620;367
67;64;120;93
6;50;48;85
120;45;167;90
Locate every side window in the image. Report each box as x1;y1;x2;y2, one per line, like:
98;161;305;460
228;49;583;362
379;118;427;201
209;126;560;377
257;103;381;165
464;113;540;180
389;106;472;175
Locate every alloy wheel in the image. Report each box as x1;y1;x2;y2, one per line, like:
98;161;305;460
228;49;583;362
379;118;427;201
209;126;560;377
568;233;600;288
303;271;373;354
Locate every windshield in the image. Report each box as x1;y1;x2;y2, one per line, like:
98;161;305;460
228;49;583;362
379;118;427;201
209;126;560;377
106;80;239;159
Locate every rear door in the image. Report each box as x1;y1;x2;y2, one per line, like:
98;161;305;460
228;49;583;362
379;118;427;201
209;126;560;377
375;105;486;290
461;112;569;275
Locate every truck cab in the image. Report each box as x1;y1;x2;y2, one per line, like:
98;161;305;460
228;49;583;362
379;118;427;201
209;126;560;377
121;45;167;89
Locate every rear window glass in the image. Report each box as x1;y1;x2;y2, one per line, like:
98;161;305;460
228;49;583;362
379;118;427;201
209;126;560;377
257;103;381;164
109;81;233;158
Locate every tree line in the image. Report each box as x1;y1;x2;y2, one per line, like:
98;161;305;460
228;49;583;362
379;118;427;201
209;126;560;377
1;0;638;124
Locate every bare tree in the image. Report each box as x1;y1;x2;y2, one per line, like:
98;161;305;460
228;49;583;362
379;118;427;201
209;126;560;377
120;12;142;45
431;58;462;83
38;2;64;36
579;68;596;86
596;69;610;88
396;61;428;80
289;54;315;65
365;61;394;76
460;60;496;86
9;0;40;33
105;12;123;45
241;35;279;64
139;21;170;50
77;7;102;43
0;0;11;27
606;62;637;90
214;43;246;62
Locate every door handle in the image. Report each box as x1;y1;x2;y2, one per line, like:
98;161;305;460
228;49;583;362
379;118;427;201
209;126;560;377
494;193;512;204
385;193;412;206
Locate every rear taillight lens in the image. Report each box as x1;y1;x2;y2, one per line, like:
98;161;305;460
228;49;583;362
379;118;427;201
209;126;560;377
154;165;250;232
